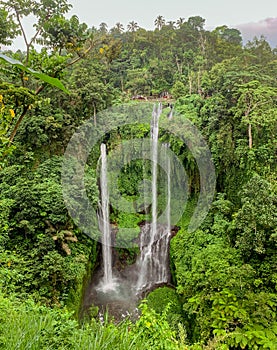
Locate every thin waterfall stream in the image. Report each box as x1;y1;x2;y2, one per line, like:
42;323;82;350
136;104;171;292
97;143;117;292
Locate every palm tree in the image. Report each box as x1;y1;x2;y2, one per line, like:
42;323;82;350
176;17;185;28
114;22;124;33
154;15;165;30
167;21;176;29
127;21;139;32
110;22;124;35
99;22;108;34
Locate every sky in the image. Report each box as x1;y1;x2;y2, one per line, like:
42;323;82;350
7;0;277;49
66;0;277;46
66;0;275;28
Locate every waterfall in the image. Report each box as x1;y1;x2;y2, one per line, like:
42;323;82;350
137;104;171;292
166;145;171;238
159;143;171;283
150;103;160;248
98;143;117;291
87;107;173;321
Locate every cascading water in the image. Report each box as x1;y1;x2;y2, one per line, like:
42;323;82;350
98;143;117;292
155;143;172;283
137;104;171;292
165;144;171;240
82;106;174;321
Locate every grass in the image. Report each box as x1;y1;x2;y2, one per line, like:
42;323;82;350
0;293;183;350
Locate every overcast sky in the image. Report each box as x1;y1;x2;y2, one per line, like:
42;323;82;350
67;0;275;28
8;0;277;49
69;0;277;47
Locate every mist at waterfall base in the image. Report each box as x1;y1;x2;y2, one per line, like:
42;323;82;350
82;105;179;320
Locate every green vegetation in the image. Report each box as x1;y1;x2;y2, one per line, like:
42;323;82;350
0;293;181;349
0;0;276;348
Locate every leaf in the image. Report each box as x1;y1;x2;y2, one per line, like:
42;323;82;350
0;53;69;94
241;336;248;348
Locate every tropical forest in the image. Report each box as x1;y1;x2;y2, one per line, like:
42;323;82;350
0;0;276;349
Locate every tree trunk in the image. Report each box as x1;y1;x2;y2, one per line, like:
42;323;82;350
121;76;124;92
176;57;182;75
9;106;29;145
188;74;192;95
248;123;252;149
197;69;201;95
93;103;97;127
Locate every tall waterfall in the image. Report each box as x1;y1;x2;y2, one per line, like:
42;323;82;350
166;145;171;238
137;104;171;292
86;107;173;321
98;143;116;291
159;143;171;283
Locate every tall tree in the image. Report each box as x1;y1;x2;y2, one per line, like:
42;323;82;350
235;80;277;149
213;25;242;45
245;36;275;65
99;22;108;34
127;21;139;32
0;8;18;47
167;21;176;29
0;0;94;146
154;15;166;30
176;17;185;29
1;0;71;64
187;16;205;31
113;22;124;33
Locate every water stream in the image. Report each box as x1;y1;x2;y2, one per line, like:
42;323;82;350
136;104;171;292
98;143;117;292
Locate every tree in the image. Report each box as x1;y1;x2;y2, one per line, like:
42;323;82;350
235;80;277;149
171;81;186;99
38;15;91;55
0;0;94;147
0;92;17;166
233;174;277;258
0;8;18;47
167;21;176;29
125;67;152;95
176;17;185;29
127;21;139;32
0;0;71;64
187;16;205;31
154;15;166;30
213;25;242;45
245;36;274;65
98;37;122;66
99;22;108;34
115;22;124;33
112;22;124;34
69;61;114;126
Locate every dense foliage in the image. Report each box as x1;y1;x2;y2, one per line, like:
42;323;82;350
0;0;276;348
